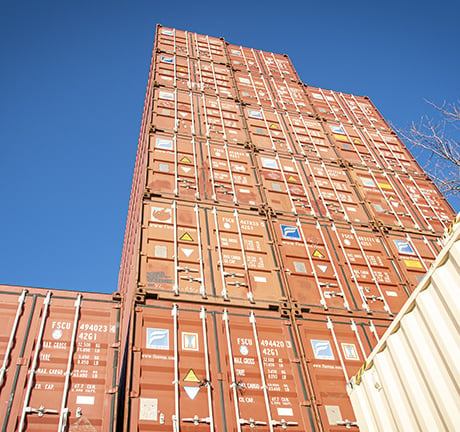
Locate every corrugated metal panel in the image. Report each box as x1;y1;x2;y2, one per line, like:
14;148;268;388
124;301;317;431
294;314;391;431
347;222;460;431
139;200;285;306
0;285;121;431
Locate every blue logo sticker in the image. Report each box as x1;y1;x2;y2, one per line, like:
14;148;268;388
311;339;334;360
161;56;174;64
393;240;415;255
156;138;173;150
248;109;263;119
330;125;345;134
281;225;301;241
146;328;169;350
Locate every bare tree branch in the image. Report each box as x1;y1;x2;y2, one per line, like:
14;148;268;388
396;101;460;197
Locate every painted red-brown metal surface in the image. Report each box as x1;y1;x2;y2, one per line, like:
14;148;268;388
255;153;317;217
125;301;316;431
201;141;263;206
196;94;247;144
157;27;227;63
282;113;338;161
271;217;409;316
338;93;390;131
152;88;197;135
350;168;453;233
359;128;424;175
270;79;314;114
154;53;235;98
146;133;263;206
227;45;266;74
325;122;382;169
139;200;285;306
381;231;443;290
303;160;370;224
244;107;295;154
295;315;391;431
0;285;120;432
257;50;299;81
233;70;277;108
305;87;353;124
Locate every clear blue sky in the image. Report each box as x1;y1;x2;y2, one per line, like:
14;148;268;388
1;0;459;294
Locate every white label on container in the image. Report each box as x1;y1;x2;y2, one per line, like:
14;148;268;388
182;332;199;351
139;398;158;420
146;328;169;350
325;405;342;425
311;340;334;360
283;165;295;172
386;291;398;297
159;163;170;172
76;396;95;405
393;240;415;255
154;245;168;258
156;138;173;150
277;407;294;416
360;177;376;188
248;109;263;119
239;188;250;194
312;93;323;100
161;56;174;64
294;261;307;273
254;276;267;283
239;77;251;84
342;343;359;360
161;29;173;35
159;91;174;100
261;157;278;169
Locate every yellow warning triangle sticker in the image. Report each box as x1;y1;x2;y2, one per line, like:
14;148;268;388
312;249;325;258
180;156;192;163
183;369;201;383
353;139;362;144
180;232;194;242
287;175;297;182
270;123;278;129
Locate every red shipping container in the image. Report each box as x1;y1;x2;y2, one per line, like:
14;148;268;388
269;78;314;114
227;45;266;74
157;27;227;63
305;87;353;124
360;127;424;175
139;200;286;306
271;217;409;316
0;285;121;432
381;231;443;290
282;113;338;161
338;93;390;131
154;53;236;98
295;314;391;431
124;301;317;431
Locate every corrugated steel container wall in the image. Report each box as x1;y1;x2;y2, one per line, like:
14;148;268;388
0;285;121;432
124;301;318;431
139;199;286;306
294;313;391;431
117;24;458;432
347;221;460;432
270;216;409;316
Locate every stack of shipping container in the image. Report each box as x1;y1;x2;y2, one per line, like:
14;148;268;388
117;25;455;431
0;25;455;431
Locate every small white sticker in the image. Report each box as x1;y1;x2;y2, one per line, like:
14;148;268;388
154;245;168;258
239;188;250;194
223;222;231;229
240;345;249;355
76;396;95;405
277;407;294;416
239;77;251;84
139;398;158;420
312;93;323;100
155;138;173;150
184;386;200;400
261;157;278;169
254;276;267;283
248;109;263;119
182;332;199;351
386;291;398;297
159;91;174;101
161;29;173;36
52;329;63;340
342;343;359;360
161;56;174;64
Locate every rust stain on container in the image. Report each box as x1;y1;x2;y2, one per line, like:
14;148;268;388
139;200;285;305
0;286;120;432
124;301;316;431
295;315;391;431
